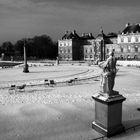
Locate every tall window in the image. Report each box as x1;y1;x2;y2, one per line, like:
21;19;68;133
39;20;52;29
121;38;124;43
121;47;123;52
106;48;109;53
131;36;135;43
59;50;62;53
128;37;131;42
135;46;138;52
139;37;140;42
118;37;121;43
135;37;138;42
128;46;131;52
124;37;128;43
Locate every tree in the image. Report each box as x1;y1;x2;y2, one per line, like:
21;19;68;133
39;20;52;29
14;40;24;58
0;34;58;60
0;41;14;57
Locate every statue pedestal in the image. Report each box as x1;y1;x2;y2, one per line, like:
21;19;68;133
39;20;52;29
92;91;126;137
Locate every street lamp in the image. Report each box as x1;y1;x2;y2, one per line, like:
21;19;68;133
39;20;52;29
23;39;29;73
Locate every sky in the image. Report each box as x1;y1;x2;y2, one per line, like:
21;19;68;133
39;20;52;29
0;0;140;44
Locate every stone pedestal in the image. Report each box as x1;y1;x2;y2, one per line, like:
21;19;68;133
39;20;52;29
23;64;29;73
92;91;126;137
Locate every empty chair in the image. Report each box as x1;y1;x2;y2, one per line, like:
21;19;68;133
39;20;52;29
49;80;56;87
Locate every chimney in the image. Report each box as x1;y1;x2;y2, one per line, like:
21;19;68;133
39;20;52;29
89;33;93;37
100;27;104;34
65;30;69;34
125;23;130;27
73;30;76;35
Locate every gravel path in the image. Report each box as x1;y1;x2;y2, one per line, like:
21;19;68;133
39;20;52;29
1;65;140;140
0;81;99;105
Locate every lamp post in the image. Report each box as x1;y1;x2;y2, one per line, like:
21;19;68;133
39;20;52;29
23;39;29;73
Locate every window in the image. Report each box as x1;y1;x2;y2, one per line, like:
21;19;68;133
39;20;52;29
68;42;72;46
59;42;63;46
128;46;131;52
68;49;70;53
135;46;138;52
124;37;128;43
65;42;68;46
127;55;130;60
107;49;109;53
90;55;92;58
120;55;123;60
131;36;135;43
60;42;64;47
128;37;131;42
121;47;123;52
87;48;90;53
118;37;121;43
121;38;124;43
136;37;138;42
59;50;62;53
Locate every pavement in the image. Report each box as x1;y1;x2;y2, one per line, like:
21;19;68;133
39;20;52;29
0;65;140;140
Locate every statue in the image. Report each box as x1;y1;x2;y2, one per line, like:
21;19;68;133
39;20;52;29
92;51;126;137
98;51;117;96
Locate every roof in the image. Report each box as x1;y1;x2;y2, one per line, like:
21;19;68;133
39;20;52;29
62;30;80;40
122;23;140;34
80;33;95;39
106;32;117;38
96;33;107;40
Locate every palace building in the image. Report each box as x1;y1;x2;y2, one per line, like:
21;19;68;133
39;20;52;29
106;23;140;60
58;23;140;61
58;30;105;61
58;30;83;61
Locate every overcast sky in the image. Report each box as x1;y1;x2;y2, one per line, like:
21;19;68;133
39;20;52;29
0;0;140;44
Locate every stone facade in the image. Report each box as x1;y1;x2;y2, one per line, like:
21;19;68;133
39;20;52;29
58;30;103;61
58;30;83;61
106;23;140;60
58;23;140;61
58;39;73;61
